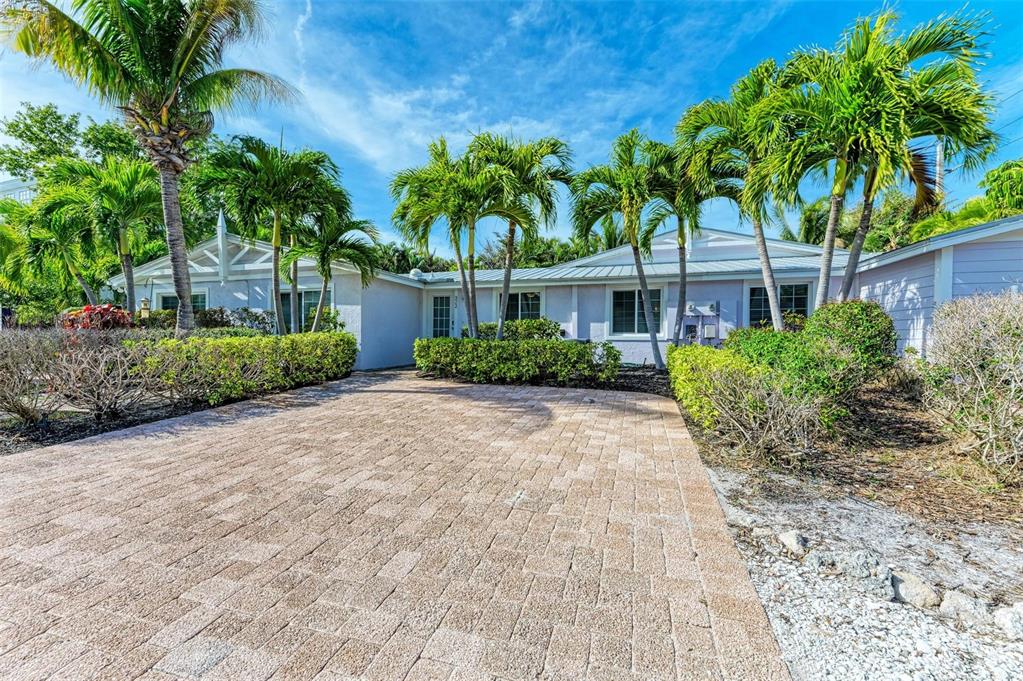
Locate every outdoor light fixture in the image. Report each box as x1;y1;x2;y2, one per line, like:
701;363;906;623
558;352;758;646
139;298;151;319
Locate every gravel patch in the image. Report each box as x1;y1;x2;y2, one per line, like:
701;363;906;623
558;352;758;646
709;466;1023;681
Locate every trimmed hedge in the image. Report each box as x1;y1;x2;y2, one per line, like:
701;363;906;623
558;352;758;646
414;337;620;385
148;331;358;405
667;344;765;429
462;317;563;341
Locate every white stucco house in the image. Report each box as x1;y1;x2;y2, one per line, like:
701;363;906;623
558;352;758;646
109;214;1023;369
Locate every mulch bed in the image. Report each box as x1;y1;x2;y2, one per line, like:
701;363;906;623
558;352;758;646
593;365;672;398
1;403;209;457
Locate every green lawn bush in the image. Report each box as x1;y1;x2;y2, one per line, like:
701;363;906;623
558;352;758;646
804;300;898;376
667;344;764;429
462;317;563;340
148;331;358;405
723;327;859;401
414;337;620;385
667;344;823;463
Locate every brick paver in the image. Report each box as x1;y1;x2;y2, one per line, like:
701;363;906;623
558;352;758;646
0;372;788;680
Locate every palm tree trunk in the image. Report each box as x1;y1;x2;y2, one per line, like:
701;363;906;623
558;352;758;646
672;234;687;347
64;253;98;306
496;220;516;340
311;274;329;332
158;168;193;334
751;218;784;331
467;222;479;338
815;192;845;309
271;211;286;335
290;234;300;333
118;227;135;315
839;195;875;302
452;240;473;337
632;243;665;371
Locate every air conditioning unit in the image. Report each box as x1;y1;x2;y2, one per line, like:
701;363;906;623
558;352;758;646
703;325;718;339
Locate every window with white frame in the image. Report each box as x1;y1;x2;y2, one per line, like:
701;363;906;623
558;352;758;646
502;291;541;320
158;292;207;312
611;289;661;334
749;283;809;327
279;290;332;332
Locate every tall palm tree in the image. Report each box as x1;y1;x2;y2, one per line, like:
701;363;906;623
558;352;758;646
392;138;529;338
43;157;162;314
836;13;995;300
2;0;294;334
199;136;336;335
769;11;986;304
469;133;572;339
646;139;739;346
572;129;665;370
0;195;98;304
282;185;379;332
678;60;789;331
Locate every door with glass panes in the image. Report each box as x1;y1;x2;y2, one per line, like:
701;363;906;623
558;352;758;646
431;295;453;337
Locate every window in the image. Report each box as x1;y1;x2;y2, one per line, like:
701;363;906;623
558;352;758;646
159;293;207;312
611;289;661;335
432;296;451;337
502;292;541;321
749;284;809;327
279;290;332;332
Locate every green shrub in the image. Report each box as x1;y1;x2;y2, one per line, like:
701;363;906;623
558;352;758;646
804;300;897;376
193;327;264;338
462;317;563;341
667;344;824;464
195;307;233;328
667;344;764;429
723;328;858;401
136;309;176;329
414;337;620;385
150;331;358;405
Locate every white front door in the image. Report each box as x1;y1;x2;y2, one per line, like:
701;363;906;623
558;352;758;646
431;295;453;337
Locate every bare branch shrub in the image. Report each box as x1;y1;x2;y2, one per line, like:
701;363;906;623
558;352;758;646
49;332;160;420
925;291;1023;484
0;330;61;423
702;366;825;467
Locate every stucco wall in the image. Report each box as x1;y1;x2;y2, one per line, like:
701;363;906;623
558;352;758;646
858;253;935;354
357;278;422;370
952;239;1023;297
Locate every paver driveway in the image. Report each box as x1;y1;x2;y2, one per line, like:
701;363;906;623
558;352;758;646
0;372;788;681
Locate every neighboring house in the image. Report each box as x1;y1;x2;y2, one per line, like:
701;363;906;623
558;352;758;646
0;178;36;204
108;215;1023;369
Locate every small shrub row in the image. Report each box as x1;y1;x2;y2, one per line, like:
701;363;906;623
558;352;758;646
462;317;563;341
0;330;358;423
414;337;620;385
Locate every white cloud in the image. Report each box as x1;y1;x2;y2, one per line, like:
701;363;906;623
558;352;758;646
509;1;545;31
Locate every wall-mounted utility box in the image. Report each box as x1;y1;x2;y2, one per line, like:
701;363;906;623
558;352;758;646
684;300;720;316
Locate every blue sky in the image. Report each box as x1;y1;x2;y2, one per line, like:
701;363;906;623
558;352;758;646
1;0;1022;256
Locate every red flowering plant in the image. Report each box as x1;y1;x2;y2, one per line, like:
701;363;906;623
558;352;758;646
60;304;132;330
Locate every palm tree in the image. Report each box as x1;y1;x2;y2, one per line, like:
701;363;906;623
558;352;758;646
772;13;914;309
835;13;995;300
646;139;739;346
678;60;788;331
572;129;665;370
2;0;294;333
43;157;162;314
282;184;379;332
469;133;572;339
392;138;529;338
0;195;98;304
199;136;336;335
